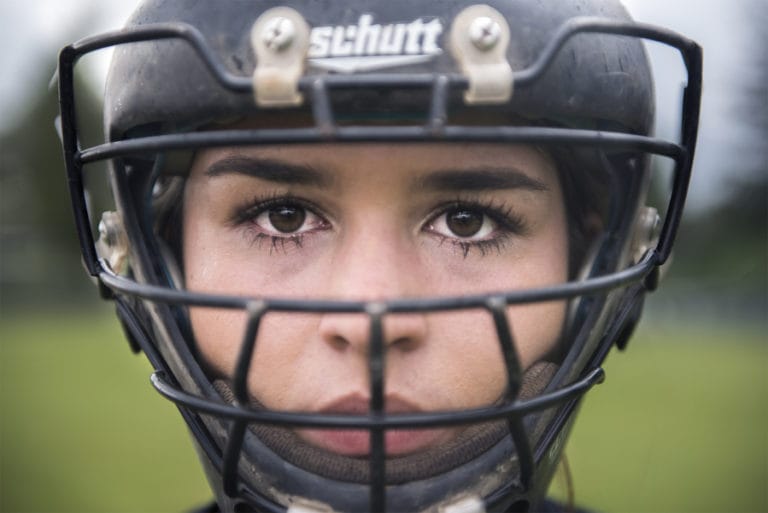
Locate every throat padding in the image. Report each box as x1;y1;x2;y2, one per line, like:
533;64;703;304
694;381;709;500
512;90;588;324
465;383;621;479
213;360;557;484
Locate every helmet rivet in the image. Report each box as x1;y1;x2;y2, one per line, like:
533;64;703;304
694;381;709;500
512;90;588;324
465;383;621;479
261;16;296;51
469;16;501;51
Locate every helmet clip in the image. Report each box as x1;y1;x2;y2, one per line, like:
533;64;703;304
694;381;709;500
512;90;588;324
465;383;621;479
450;5;513;105
251;7;311;107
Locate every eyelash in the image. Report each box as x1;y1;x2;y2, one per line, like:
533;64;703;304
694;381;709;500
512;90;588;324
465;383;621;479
232;194;327;252
231;194;528;257
426;198;528;258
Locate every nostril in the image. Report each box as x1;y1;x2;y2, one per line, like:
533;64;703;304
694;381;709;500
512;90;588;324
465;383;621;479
391;336;420;353
328;334;349;351
318;312;429;353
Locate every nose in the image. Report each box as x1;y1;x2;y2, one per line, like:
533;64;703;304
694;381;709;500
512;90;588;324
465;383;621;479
317;221;429;353
318;310;428;353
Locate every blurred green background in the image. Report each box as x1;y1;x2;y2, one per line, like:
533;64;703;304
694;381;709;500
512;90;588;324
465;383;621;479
1;0;766;512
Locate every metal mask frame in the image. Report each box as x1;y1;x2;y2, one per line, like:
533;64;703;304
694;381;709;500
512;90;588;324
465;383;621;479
57;16;701;513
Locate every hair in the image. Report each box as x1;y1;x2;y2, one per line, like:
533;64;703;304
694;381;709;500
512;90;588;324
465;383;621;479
551;146;611;279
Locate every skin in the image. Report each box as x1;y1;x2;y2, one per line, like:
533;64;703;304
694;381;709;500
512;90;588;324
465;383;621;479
182;142;569;456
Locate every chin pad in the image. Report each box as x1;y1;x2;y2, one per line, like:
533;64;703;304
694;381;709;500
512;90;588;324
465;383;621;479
212;360;557;484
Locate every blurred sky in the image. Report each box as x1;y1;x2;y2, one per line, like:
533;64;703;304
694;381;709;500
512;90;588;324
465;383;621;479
0;0;760;212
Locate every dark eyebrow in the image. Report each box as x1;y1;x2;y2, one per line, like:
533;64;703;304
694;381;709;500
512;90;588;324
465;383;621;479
416;167;549;193
205;156;331;187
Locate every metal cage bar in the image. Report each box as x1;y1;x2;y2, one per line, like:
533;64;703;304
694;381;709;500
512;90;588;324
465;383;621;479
222;301;267;497
59;17;700;280
57;14;701;509
367;304;387;512
485;296;534;488
150;367;607;429
98;250;656;313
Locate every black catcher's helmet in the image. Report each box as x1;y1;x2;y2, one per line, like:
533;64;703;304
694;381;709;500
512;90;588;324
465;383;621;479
57;0;701;511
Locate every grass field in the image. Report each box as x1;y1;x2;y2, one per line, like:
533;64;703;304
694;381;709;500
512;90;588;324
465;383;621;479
1;308;766;513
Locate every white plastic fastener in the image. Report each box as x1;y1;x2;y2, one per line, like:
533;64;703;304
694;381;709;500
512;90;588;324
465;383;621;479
450;5;513;104
252;7;311;107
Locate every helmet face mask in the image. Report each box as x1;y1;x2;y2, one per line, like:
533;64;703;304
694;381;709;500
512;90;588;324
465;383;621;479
58;1;701;511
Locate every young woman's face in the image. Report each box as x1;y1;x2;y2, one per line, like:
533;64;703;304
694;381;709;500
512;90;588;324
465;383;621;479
182;142;568;457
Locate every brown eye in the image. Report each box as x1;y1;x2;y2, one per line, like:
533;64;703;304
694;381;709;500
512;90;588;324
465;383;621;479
268;205;307;233
427;205;498;242
446;209;483;238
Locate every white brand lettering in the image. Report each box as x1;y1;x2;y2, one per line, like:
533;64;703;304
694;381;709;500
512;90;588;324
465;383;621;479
309;15;444;59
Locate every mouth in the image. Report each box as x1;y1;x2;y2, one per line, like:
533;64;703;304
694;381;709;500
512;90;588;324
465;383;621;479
296;394;459;457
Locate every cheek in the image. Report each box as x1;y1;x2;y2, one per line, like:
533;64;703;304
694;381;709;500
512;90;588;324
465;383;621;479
385;306;560;410
418;311;509;408
508;301;567;369
189;307;246;378
183;218;330;298
191;308;329;409
390;304;565;414
245;314;328;409
430;300;565;398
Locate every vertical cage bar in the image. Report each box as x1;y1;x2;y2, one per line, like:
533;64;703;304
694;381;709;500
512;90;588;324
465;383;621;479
222;421;248;497
232;301;268;403
222;301;267;497
647;39;701;265
310;77;336;136
367;303;386;513
58;46;102;277
427;74;450;134
486;296;534;488
486;297;523;399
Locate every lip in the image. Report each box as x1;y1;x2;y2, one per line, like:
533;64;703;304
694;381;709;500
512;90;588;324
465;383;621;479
296;394;457;457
